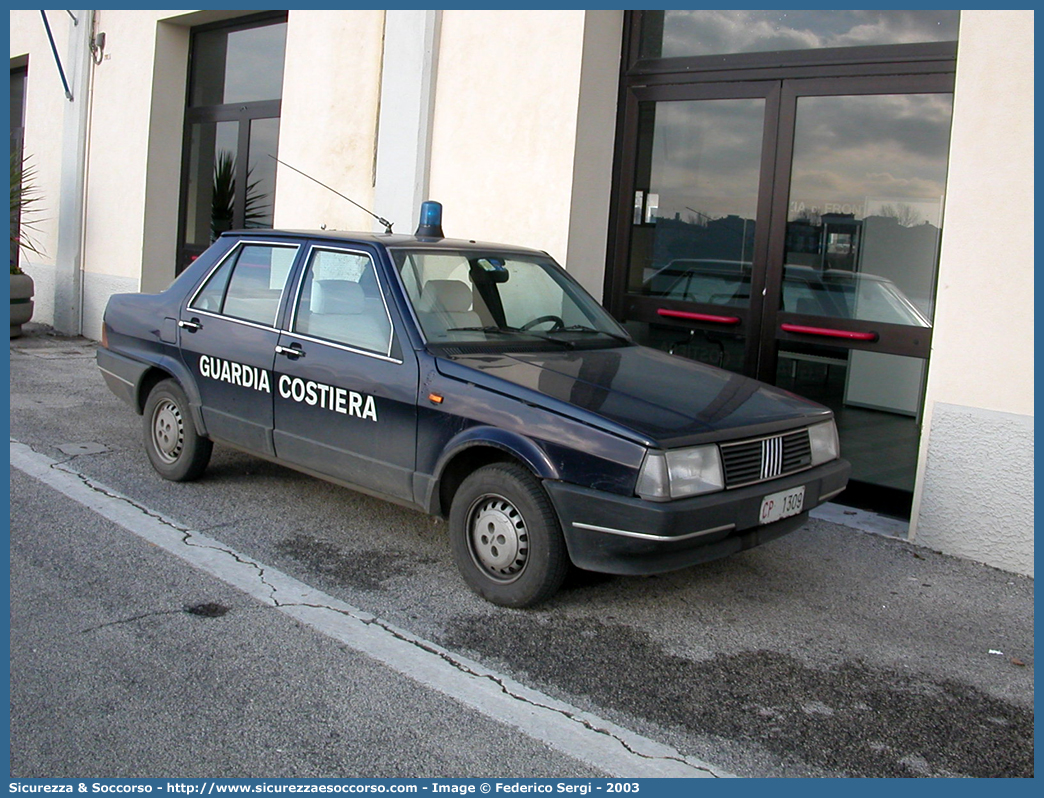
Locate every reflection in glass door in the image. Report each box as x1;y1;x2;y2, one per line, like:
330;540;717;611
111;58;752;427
612;80;954;515
620;90;777;375
184;120;239;246
772;89;953;512
610;11;959;518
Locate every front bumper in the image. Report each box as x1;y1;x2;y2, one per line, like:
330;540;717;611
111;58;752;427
545;458;851;575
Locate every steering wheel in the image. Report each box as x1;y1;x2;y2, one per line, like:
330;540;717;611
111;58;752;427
520;315;565;332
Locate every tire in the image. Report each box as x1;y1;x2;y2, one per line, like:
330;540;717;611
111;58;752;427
449;463;569;608
142;379;213;482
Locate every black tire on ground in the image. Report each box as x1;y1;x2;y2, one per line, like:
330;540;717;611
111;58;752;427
142;379;213;482
449;462;569;608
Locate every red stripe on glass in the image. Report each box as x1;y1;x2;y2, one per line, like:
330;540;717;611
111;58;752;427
657;308;741;325
780;323;878;341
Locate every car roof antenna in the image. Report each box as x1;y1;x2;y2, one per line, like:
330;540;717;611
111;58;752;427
270;155;394;235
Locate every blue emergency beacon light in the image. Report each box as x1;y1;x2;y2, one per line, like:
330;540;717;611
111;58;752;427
415;201;444;238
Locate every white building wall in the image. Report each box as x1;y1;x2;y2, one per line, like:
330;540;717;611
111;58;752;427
564;11;624;299
273;10;385;234
10;10;199;337
427;10;622;297
138;15;190;295
80;10;179;337
373;10;440;237
428;10;585;257
12;8;621;328
10;10;70;327
910;10;1034;575
430;10;609;296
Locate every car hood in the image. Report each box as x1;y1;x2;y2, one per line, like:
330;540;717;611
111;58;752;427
435;345;831;448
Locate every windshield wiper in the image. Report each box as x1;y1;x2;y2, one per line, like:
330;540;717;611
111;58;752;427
445;326;574;348
555;325;632;345
446;325;521;334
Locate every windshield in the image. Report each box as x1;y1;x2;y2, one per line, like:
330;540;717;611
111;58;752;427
783;267;931;327
392;249;630;350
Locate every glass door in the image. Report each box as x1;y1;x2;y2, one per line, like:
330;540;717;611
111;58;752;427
612;82;780;377
765;77;953;512
610;75;954;514
177;14;287;273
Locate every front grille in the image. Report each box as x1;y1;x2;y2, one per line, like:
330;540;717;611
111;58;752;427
719;428;812;489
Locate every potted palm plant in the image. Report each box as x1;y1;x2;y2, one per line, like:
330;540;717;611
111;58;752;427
10;150;42;337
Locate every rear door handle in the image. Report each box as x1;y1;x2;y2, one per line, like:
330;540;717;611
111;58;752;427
275;344;305;358
178;319;202;332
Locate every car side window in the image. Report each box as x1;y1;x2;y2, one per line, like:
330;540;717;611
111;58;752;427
190;243;297;327
782;278;820;314
292;248;393;356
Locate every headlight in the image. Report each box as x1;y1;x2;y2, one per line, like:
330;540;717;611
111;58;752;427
636;444;724;501
808;420;840;466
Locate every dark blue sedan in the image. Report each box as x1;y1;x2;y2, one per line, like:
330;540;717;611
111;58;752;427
97;205;849;607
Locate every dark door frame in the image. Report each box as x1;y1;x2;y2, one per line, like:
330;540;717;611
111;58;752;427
605;13;957;383
604;13;958;516
762;72;954;382
621;10;958;81
606;80;783;377
176;12;288;274
178;99;282;266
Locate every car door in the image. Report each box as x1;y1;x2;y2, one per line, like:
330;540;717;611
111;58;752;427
179;240;301;456
272;243;419;501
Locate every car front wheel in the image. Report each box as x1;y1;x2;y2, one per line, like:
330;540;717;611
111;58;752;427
143;379;213;481
449;463;568;608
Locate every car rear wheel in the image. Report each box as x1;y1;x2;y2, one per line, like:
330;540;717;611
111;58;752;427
449;463;568;608
143;379;212;481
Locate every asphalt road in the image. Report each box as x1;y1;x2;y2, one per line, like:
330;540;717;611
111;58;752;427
8;328;1034;778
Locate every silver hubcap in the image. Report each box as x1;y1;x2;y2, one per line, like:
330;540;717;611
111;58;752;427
468;495;528;582
151;398;184;464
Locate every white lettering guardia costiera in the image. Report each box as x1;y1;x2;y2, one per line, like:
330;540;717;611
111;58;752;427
199;354;271;393
197;355;378;421
278;374;378;421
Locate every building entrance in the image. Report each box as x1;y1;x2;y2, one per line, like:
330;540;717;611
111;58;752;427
177;13;287;273
608;12;958;516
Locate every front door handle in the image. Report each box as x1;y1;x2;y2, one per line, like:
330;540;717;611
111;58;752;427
275;344;305;358
178;318;202;332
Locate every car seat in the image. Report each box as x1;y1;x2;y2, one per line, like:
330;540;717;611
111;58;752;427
416;279;482;334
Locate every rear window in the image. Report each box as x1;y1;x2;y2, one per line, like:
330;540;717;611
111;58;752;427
190;243;298;326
